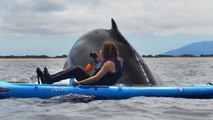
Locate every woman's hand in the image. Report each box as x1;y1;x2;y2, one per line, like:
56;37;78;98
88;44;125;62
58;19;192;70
72;80;79;86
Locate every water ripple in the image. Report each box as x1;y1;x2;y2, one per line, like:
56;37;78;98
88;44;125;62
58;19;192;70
1;58;213;120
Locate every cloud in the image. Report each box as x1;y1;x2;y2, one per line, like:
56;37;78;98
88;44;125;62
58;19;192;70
1;0;213;36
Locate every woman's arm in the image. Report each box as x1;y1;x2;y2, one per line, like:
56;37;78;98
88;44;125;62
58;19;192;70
73;61;115;86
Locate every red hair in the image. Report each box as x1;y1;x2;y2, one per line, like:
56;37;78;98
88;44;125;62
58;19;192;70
100;41;119;59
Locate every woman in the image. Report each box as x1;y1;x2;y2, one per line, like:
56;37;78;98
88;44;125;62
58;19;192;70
36;41;122;86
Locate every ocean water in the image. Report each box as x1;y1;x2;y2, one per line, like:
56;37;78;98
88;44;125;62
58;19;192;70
0;58;213;120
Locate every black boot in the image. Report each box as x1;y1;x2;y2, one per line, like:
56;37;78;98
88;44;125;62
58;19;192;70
43;67;54;84
36;67;43;84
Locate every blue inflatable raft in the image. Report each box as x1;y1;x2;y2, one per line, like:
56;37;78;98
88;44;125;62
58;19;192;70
0;81;213;99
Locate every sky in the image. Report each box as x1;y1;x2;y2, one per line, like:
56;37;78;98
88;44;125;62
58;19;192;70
1;0;213;56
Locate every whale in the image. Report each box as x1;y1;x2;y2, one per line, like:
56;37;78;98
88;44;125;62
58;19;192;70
64;19;162;86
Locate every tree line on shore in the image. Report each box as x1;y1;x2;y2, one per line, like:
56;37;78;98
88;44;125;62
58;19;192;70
1;54;213;59
0;55;67;58
142;54;213;57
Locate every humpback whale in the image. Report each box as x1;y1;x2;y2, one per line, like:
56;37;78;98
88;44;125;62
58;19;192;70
64;19;161;86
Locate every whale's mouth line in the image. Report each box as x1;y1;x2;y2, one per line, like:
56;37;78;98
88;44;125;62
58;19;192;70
138;58;150;83
131;46;150;84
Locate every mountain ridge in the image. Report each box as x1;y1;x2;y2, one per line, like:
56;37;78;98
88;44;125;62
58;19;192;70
162;40;213;56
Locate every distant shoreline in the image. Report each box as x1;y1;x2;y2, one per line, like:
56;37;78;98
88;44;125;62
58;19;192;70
1;56;213;61
0;55;67;60
143;56;213;58
1;54;213;60
0;55;67;59
1;57;213;62
143;56;213;59
0;58;66;60
143;57;213;59
142;54;213;58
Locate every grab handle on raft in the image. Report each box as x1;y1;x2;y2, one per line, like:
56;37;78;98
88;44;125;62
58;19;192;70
69;78;75;85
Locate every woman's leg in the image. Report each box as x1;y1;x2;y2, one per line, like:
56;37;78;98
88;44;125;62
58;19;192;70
43;67;90;84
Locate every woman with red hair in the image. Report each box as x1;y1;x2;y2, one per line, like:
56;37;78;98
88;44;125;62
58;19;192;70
36;40;122;86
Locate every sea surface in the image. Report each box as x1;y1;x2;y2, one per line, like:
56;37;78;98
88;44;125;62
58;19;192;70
0;58;213;120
